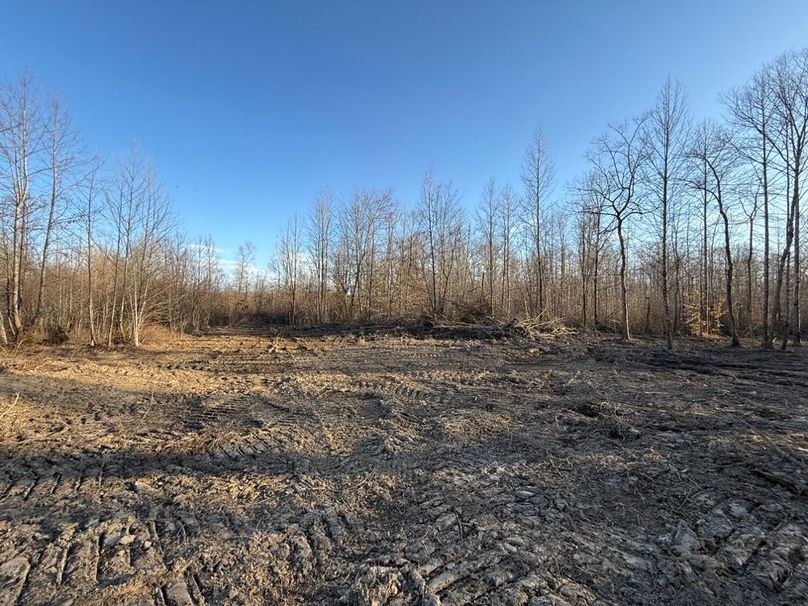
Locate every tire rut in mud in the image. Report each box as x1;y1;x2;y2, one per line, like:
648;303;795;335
2;332;808;604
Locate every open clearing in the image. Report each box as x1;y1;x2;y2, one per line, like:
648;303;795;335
0;327;807;605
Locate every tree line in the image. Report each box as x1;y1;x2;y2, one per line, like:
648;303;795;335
0;75;227;346
1;49;807;349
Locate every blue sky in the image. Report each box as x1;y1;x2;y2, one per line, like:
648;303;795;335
2;1;807;265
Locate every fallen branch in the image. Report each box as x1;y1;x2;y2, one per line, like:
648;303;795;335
0;393;20;420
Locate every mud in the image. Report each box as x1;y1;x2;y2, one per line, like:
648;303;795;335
1;327;806;605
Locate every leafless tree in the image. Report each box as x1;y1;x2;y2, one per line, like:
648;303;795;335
277;213;302;324
336;189;392;320
418;168;463;318
234;241;255;299
521;128;554;318
308;190;334;323
0;74;47;339
499;184;516;317
646;77;689;348
770;49;808;347
575;172;608;327
689;121;740;347
727;66;776;347
586;116;648;340
83;157;102;345
31;95;82;328
476;178;500;315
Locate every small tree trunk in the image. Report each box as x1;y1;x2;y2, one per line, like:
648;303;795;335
34;168;59;325
747;213;754;337
593;221;600;326
10;200;24;339
662;233;672;348
617;218;631;341
87;217;96;346
700;171;708;338
761;140;771;348
718;201;740;347
771;188;794;348
792;172;801;346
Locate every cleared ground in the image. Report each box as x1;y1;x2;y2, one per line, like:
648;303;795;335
0;326;807;605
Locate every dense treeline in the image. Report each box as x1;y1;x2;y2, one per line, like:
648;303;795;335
2;49;807;348
0;75;228;346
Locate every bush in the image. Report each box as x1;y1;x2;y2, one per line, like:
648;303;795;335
43;324;69;345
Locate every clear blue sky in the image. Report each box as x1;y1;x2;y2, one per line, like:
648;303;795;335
2;1;807;265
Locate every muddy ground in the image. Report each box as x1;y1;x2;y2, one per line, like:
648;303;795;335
0;326;806;605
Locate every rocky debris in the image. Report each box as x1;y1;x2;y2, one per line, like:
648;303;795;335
340;565;405;605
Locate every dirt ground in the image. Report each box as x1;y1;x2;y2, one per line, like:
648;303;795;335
0;325;807;605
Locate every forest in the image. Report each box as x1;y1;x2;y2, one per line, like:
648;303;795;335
1;48;806;349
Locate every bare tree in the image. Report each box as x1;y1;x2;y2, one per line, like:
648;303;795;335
521;128;554;318
418;168;463;318
770;50;808;347
308;190;334;323
690;121;740;347
647;77;689;348
83;158;102;345
499;184;516;317
336;189;391;320
739;184;759;336
277;214;302;324
0;74;47;339
476;178;500;315
234;240;256;308
586;116;648;340
105;150;146;345
181;234;223;331
127;166;174;346
33;96;80;327
727;66;776;347
575;172;608;327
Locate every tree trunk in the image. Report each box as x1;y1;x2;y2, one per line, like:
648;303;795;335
617;219;631;341
87;201;96;346
661;156;673;348
746;214;754;337
761;136;771;348
34;162;59;325
792;167;801;345
771;193;794;348
700;161;708;337
10;197;24;338
593;215;601;326
718;199;740;347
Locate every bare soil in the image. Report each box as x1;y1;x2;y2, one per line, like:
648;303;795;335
1;326;807;605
